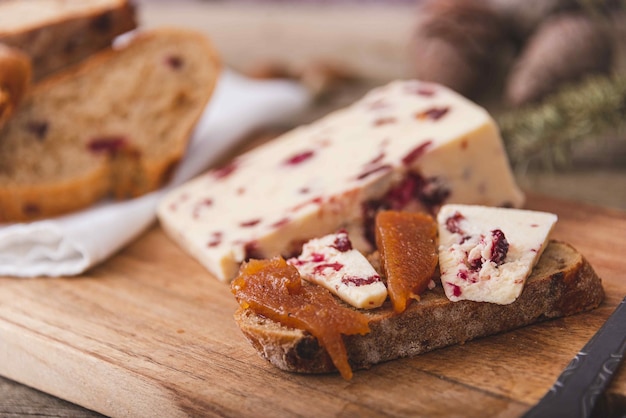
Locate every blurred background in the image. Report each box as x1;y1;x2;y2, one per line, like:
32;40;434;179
1;1;625;415
136;0;626;209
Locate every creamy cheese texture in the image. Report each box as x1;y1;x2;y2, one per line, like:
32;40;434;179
437;204;557;305
288;230;387;309
158;80;525;282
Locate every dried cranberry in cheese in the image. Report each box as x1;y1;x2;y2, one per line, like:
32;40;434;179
158;80;525;282
437;204;557;305
288;230;387;309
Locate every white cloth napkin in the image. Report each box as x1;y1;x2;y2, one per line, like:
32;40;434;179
0;70;312;277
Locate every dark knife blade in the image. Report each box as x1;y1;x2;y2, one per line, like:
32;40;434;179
522;296;626;418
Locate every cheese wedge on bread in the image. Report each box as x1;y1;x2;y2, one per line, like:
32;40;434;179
437;205;558;304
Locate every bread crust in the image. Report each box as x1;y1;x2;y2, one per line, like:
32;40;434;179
0;166;110;222
0;0;137;81
0;44;31;129
234;241;604;375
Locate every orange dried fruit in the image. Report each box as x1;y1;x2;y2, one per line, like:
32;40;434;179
375;210;438;313
231;257;370;380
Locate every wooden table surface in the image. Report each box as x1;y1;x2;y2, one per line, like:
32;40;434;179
1;1;625;417
0;193;624;418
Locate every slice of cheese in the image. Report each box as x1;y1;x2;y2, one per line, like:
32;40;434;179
437;204;557;305
288;230;387;309
158;80;525;281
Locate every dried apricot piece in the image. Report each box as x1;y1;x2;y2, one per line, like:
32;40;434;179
375;210;438;313
231;257;370;380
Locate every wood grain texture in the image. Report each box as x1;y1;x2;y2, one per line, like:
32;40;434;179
0;374;103;417
0;193;625;418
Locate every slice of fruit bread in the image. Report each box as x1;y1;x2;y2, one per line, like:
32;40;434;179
0;0;137;80
0;28;220;222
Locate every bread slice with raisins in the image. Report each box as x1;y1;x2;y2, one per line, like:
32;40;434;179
234;240;604;376
0;28;220;222
0;44;31;130
0;0;136;81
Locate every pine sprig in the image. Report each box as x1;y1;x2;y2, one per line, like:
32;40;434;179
497;73;626;168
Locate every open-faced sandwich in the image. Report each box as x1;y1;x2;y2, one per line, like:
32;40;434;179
231;206;603;380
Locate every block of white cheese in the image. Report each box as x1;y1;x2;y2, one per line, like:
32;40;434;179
288;230;387;309
437;204;557;305
158;80;525;282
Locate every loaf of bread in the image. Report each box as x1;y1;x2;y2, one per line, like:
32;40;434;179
234;240;604;376
0;0;136;81
0;28;220;222
0;44;31;130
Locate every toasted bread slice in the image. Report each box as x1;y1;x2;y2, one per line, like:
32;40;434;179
234;240;604;375
0;28;220;222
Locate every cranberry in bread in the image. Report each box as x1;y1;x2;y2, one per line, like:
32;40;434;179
158;80;525;282
0;28;220;222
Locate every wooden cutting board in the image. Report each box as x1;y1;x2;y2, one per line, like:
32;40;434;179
0;193;625;418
